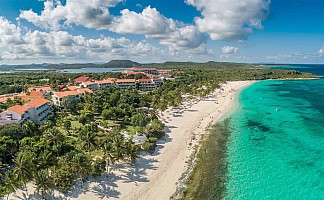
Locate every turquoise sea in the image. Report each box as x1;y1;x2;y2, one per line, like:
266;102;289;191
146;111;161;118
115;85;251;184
225;65;324;199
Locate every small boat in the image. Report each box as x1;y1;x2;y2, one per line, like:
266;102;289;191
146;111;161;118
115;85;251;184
276;108;279;111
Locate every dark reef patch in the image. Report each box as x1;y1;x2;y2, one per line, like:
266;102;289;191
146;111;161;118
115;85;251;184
247;120;270;132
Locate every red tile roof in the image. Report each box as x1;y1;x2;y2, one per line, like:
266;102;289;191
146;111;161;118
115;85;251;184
122;71;146;75
67;86;79;91
81;81;97;86
54;91;80;98
8;105;30;115
157;70;172;72
97;78;115;84
0;96;16;103
129;67;157;71
74;76;90;83
28;86;52;93
26;98;51;108
77;88;93;94
115;79;136;83
28;91;44;98
138;78;153;82
0;91;44;103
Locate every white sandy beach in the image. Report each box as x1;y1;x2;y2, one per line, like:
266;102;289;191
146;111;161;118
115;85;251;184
8;80;254;200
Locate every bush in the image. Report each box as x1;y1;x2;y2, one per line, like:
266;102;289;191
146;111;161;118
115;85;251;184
141;142;155;152
91;159;105;177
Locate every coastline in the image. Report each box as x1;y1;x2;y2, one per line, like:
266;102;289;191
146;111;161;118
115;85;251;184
114;80;255;200
8;81;255;200
268;77;321;80
171;80;255;199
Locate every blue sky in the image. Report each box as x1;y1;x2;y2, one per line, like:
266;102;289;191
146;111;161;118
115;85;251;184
0;0;323;64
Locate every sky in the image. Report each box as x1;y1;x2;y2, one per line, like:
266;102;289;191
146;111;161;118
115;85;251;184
0;0;323;64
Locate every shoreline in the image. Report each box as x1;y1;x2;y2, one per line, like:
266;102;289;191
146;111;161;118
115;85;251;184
8;81;255;200
267;77;321;80
120;81;255;200
171;80;255;199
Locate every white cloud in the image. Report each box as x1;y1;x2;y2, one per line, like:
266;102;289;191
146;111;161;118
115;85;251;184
0;17;163;62
318;47;324;54
110;6;208;50
19;1;208;51
19;0;122;30
186;0;270;41
0;17;24;45
110;6;174;35
221;46;239;55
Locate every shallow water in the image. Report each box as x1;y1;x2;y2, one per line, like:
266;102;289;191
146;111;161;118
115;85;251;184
225;79;324;199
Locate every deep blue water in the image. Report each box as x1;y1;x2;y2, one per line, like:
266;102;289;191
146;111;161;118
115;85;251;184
267;64;324;76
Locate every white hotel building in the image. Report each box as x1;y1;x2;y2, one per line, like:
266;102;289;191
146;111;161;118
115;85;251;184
0;98;52;125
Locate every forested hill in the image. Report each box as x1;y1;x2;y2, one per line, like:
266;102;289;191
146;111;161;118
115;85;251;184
145;61;244;69
0;60;270;71
0;60;251;71
102;60;140;68
0;60;140;71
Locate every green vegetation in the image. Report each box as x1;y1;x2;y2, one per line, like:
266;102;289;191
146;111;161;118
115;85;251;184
0;60;139;71
0;87;166;198
0;61;315;198
101;60;139;68
180;120;230;200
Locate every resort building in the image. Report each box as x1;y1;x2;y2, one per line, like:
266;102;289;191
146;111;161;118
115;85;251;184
79;81;99;90
96;78;115;89
127;67;158;75
76;88;94;95
0;97;52;125
28;86;53;95
25;98;52;125
138;78;158;91
78;77;162;91
0;91;44;103
51;89;93;106
73;76;90;84
152;78;162;85
0;93;23;103
52;91;81;106
125;67;172;76
66;86;79;91
122;71;146;76
157;69;172;76
0;105;31;124
115;79;137;90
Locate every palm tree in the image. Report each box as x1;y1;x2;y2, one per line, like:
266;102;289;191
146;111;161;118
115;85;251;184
51;156;76;192
13;151;34;196
71;153;91;183
102;138;116;174
124;141;140;165
22;120;38;137
3;170;19;200
111;133;125;160
39;120;53;133
78;124;97;156
100;128;126;174
44;128;64;157
37;150;56;170
33;170;54;199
